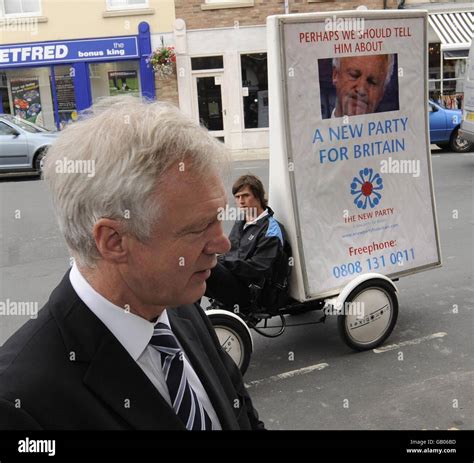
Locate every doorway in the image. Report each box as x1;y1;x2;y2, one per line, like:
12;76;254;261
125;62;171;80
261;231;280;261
192;73;226;142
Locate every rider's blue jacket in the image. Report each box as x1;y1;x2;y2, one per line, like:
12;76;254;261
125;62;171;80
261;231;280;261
219;207;287;284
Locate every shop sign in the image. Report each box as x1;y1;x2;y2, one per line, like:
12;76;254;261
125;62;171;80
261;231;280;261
0;36;139;68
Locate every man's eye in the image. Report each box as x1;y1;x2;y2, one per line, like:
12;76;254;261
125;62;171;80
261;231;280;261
190;222;213;235
190;227;207;235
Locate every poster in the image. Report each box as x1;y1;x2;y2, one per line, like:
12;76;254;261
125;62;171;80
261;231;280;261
54;75;75;111
53;75;77;126
108;70;139;96
10;78;42;123
268;11;441;300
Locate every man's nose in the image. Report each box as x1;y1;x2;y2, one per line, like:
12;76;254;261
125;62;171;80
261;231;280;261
204;223;231;255
354;78;368;96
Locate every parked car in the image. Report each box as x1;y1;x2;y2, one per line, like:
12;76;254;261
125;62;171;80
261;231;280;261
429;100;473;153
0;114;58;175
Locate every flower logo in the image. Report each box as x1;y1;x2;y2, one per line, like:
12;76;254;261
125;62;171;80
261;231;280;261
350;167;383;209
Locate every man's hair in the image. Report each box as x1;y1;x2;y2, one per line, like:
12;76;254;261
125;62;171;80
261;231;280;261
232;174;267;209
44;95;229;267
332;54;395;89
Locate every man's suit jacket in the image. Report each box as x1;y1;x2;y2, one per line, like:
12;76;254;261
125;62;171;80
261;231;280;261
0;271;264;430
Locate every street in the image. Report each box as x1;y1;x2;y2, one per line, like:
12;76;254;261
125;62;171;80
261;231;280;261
0;148;472;430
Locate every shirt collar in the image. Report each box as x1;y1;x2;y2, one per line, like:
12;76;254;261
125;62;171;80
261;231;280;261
243;208;269;229
69;262;167;361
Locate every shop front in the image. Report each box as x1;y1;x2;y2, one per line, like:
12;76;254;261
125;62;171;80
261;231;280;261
0;22;154;130
425;8;473;108
175;25;269;150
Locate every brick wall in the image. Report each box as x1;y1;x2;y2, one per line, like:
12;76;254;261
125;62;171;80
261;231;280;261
154;74;179;106
176;0;399;30
291;0;399;15
175;0;284;30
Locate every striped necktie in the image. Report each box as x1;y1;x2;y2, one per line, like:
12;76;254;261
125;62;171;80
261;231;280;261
150;322;212;430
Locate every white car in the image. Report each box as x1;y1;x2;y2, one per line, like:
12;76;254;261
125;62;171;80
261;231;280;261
0;114;58;175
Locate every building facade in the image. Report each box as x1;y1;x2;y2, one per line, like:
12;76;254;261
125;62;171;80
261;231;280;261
170;0;472;150
0;0;175;130
404;2;473;110
172;0;399;150
1;0;471;139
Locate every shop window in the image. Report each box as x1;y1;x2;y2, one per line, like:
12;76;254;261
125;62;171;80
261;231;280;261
3;67;55;130
442;55;467;94
428;43;440;81
2;0;41;16
89;61;141;103
0;72;10;114
443;57;467;81
429;81;442;105
50;66;77;130
191;56;224;71
428;43;468;107
240;53;268;129
106;0;148;10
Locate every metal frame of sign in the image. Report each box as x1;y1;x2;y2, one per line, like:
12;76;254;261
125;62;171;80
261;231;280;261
268;10;442;301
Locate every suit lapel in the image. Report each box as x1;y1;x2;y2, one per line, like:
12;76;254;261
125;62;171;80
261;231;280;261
168;311;240;430
50;271;185;430
83;330;185;430
51;270;238;430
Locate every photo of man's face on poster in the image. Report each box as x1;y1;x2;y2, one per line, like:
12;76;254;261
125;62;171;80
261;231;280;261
319;54;399;119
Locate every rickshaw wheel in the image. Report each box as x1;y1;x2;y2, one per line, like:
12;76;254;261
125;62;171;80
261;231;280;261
208;313;252;375
337;279;398;351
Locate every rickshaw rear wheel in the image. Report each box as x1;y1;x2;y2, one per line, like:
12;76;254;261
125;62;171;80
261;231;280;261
208;313;252;376
337;279;398;351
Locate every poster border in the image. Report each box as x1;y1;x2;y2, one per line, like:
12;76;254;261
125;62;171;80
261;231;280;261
278;10;442;300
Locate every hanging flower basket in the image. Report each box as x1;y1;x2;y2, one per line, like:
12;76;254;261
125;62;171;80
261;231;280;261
147;46;176;79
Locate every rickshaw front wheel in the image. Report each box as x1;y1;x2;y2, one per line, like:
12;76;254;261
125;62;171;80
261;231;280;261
337;279;398;351
208;312;253;376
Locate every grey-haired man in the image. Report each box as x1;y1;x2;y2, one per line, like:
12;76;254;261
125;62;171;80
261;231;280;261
332;54;394;117
0;96;264;431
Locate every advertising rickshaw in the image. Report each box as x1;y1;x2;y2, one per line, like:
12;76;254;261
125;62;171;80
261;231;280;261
206;10;442;375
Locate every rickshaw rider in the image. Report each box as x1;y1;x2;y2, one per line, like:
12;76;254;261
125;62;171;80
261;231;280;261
205;175;291;313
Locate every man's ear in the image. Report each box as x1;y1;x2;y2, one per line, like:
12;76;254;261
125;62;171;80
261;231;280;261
92;218;129;264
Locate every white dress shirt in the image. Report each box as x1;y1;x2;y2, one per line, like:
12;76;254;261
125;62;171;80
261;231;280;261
69;263;221;430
